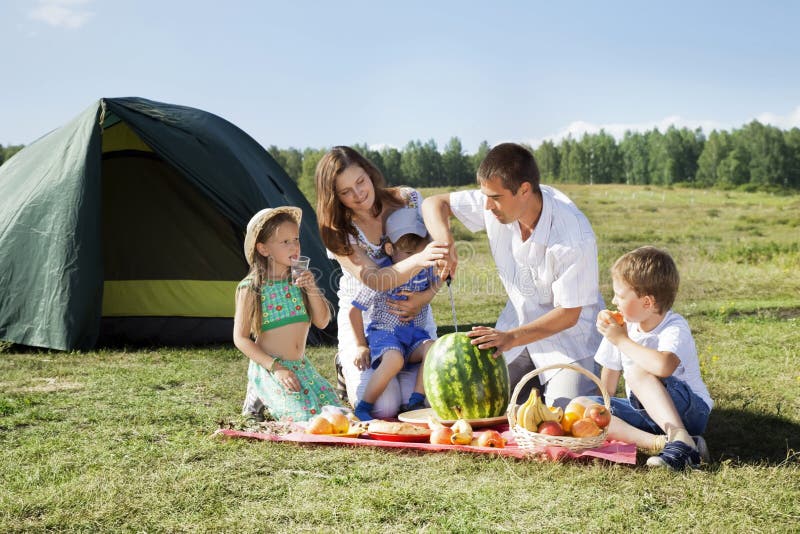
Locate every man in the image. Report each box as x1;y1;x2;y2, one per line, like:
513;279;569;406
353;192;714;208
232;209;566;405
422;143;604;407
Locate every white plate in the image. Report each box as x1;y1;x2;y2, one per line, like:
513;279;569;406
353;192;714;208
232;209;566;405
397;407;507;428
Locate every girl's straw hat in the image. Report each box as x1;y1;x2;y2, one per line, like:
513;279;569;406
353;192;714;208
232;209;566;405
243;206;302;266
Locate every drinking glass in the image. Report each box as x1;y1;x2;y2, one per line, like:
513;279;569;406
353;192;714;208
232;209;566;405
291;256;310;282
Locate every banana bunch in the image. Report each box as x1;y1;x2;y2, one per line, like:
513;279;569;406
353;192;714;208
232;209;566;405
516;390;564;432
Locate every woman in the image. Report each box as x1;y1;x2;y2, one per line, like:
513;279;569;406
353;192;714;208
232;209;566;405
315;146;448;419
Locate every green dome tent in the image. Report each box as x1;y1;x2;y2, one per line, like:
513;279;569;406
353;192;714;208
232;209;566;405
0;97;338;350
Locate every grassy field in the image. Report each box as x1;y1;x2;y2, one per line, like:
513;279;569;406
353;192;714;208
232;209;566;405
1;184;799;532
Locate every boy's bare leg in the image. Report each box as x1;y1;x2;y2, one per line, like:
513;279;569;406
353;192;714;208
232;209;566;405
625;365;695;447
607;416;668;453
362;350;404;403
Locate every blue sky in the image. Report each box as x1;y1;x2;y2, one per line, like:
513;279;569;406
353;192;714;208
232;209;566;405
2;0;799;153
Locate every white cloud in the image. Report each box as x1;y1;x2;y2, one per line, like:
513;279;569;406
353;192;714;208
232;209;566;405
756;106;800;130
29;0;94;29
367;143;393;152
528;107;800;148
528;116;725;147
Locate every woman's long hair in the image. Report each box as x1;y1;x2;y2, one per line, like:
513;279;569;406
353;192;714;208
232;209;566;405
315;146;404;256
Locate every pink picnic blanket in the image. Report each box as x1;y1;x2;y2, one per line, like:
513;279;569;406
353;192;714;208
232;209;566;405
216;423;637;464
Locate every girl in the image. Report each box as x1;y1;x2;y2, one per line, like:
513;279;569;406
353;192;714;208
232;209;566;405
234;206;342;421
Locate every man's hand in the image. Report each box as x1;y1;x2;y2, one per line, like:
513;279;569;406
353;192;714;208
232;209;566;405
466;325;516;356
421;194;457;279
439;241;458;280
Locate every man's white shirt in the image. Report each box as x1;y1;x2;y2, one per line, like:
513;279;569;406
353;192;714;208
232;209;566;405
449;185;604;382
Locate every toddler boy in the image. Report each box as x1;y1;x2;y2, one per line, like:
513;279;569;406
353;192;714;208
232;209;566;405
350;208;441;421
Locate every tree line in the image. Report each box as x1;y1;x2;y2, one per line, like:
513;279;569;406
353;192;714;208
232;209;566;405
3;121;799;195
0;144;24;166
268;120;800;201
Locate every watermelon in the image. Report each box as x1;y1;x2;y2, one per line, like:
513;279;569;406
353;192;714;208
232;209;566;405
422;332;510;419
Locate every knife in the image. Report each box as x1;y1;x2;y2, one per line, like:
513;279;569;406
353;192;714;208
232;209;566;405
445;276;458;332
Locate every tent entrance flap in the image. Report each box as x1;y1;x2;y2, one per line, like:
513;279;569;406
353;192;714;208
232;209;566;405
102;280;236;317
101;152;245;281
102;119;153;153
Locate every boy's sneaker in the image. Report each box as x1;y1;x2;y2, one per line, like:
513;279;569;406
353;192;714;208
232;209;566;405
402;392;427;413
692;435;711;464
406;400;427;412
398;401;426;414
646;440;701;470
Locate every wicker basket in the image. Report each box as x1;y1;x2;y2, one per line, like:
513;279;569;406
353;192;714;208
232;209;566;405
506;363;611;452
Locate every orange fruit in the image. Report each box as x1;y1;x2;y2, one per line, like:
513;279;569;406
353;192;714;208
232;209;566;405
322;411;350;434
610;311;624;326
562;411;581;434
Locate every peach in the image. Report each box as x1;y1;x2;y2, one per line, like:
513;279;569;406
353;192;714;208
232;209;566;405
476;429;505;448
571;417;602;438
430;426;454;445
305;415;334;434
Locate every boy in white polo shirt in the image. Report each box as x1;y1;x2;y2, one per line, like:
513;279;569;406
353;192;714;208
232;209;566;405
422;142;604;408
589;246;712;469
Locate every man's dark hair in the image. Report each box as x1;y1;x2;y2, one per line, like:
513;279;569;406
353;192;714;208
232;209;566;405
477;142;540;194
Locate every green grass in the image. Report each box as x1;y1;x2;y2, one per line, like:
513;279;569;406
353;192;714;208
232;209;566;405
2;184;800;532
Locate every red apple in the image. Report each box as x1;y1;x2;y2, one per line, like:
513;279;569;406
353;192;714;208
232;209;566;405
537;420;565;436
585;404;611;429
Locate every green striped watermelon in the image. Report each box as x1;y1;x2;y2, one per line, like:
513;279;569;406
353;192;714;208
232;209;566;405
422;332;509;419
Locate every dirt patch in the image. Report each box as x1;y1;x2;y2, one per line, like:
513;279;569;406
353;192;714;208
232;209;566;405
727;307;800;320
6;377;84;393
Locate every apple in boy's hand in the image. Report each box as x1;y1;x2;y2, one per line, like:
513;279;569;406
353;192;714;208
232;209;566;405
609;311;624;326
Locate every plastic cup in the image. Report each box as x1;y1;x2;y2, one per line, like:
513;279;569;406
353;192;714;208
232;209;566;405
291;256;310;281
